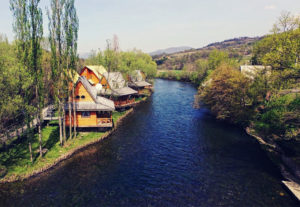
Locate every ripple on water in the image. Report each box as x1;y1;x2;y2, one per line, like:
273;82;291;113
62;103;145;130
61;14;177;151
0;79;298;207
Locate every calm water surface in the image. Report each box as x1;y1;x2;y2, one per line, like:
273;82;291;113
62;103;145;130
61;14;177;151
0;79;298;206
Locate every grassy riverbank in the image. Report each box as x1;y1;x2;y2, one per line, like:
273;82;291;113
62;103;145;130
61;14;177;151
0;110;129;182
156;70;203;84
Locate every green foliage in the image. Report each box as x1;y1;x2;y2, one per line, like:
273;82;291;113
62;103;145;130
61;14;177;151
252;29;300;70
0;111;126;179
85;47;157;79
251;13;300;91
208;50;229;70
0;37;32;132
254;94;300;139
201;64;253;126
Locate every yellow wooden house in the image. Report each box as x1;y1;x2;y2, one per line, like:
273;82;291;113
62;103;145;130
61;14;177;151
65;76;115;128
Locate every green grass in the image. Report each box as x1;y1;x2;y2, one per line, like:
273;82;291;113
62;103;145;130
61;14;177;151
0;111;127;180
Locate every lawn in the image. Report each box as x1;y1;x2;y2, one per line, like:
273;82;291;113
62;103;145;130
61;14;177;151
0;111;127;181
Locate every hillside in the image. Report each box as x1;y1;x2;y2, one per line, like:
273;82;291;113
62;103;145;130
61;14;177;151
149;46;193;56
154;36;263;71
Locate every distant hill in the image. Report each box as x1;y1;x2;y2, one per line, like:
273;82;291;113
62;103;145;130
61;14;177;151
200;36;263;51
153;36;263;71
149;46;193;56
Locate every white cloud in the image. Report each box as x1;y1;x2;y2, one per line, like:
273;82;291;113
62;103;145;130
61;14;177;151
264;4;277;10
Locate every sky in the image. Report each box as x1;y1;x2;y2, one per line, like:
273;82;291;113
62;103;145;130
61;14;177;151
0;0;299;56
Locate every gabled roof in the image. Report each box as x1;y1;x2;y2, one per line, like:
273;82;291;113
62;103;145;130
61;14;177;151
130;70;144;82
84;65;107;79
129;70;152;88
103;72;126;89
73;76;115;111
113;87;138;96
133;81;152;87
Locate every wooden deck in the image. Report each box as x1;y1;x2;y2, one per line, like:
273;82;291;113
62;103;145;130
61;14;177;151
43;105;59;121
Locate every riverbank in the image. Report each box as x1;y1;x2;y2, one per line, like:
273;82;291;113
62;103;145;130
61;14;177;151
156;70;202;84
246;127;300;201
0;97;148;183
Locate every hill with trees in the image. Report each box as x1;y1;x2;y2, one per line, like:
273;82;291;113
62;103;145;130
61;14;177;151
154;36;262;72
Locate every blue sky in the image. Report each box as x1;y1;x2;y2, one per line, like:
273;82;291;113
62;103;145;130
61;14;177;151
0;0;299;56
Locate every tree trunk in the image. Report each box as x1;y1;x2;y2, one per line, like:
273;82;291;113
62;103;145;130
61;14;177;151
58;99;63;146
29;142;33;163
72;86;77;138
36;85;43;157
68;97;72;139
62;103;66;143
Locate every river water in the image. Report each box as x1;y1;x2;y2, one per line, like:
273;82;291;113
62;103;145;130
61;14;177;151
0;79;298;206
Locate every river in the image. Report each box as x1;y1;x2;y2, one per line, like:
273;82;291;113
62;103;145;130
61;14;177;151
0;79;298;206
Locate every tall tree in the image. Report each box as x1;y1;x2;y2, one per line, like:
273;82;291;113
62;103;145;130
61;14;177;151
48;0;65;146
64;0;79;139
28;0;44;157
10;0;44;157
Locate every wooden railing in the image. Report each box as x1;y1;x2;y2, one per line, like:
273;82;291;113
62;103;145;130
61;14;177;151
114;98;135;107
97;118;113;125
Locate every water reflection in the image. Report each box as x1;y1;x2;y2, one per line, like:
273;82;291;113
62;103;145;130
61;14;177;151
0;79;298;207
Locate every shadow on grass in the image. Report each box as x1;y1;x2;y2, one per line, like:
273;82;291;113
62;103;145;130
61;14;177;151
0;132;34;169
0;126;61;171
44;127;60;152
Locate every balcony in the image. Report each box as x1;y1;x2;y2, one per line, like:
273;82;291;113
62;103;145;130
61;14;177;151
97;118;113;128
114;98;135;108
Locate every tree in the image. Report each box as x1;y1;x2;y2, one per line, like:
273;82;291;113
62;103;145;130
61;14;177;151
201;64;252;126
28;0;44;157
48;0;79;144
10;0;44;157
252;12;300;70
48;0;65;146
64;0;79;139
85;38;157;79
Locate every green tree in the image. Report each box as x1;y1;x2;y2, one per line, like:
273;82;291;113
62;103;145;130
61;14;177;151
10;0;44;157
201;64;252;125
251;12;300;89
64;0;79;139
48;0;65;146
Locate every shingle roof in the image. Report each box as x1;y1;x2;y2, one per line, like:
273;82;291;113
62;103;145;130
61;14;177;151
71;76;115;111
98;87;138;96
65;101;114;111
103;72;126;89
100;72;138;96
85;65;107;79
133;81;152;87
113;87;138;96
130;70;144;82
79;76;98;102
129;70;152;88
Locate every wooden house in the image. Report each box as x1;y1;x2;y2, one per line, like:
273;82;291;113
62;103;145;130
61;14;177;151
65;76;115;128
98;72;138;109
128;70;152;96
80;65;107;86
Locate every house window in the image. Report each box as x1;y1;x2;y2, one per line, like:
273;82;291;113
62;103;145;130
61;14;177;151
81;95;85;99
81;112;90;118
